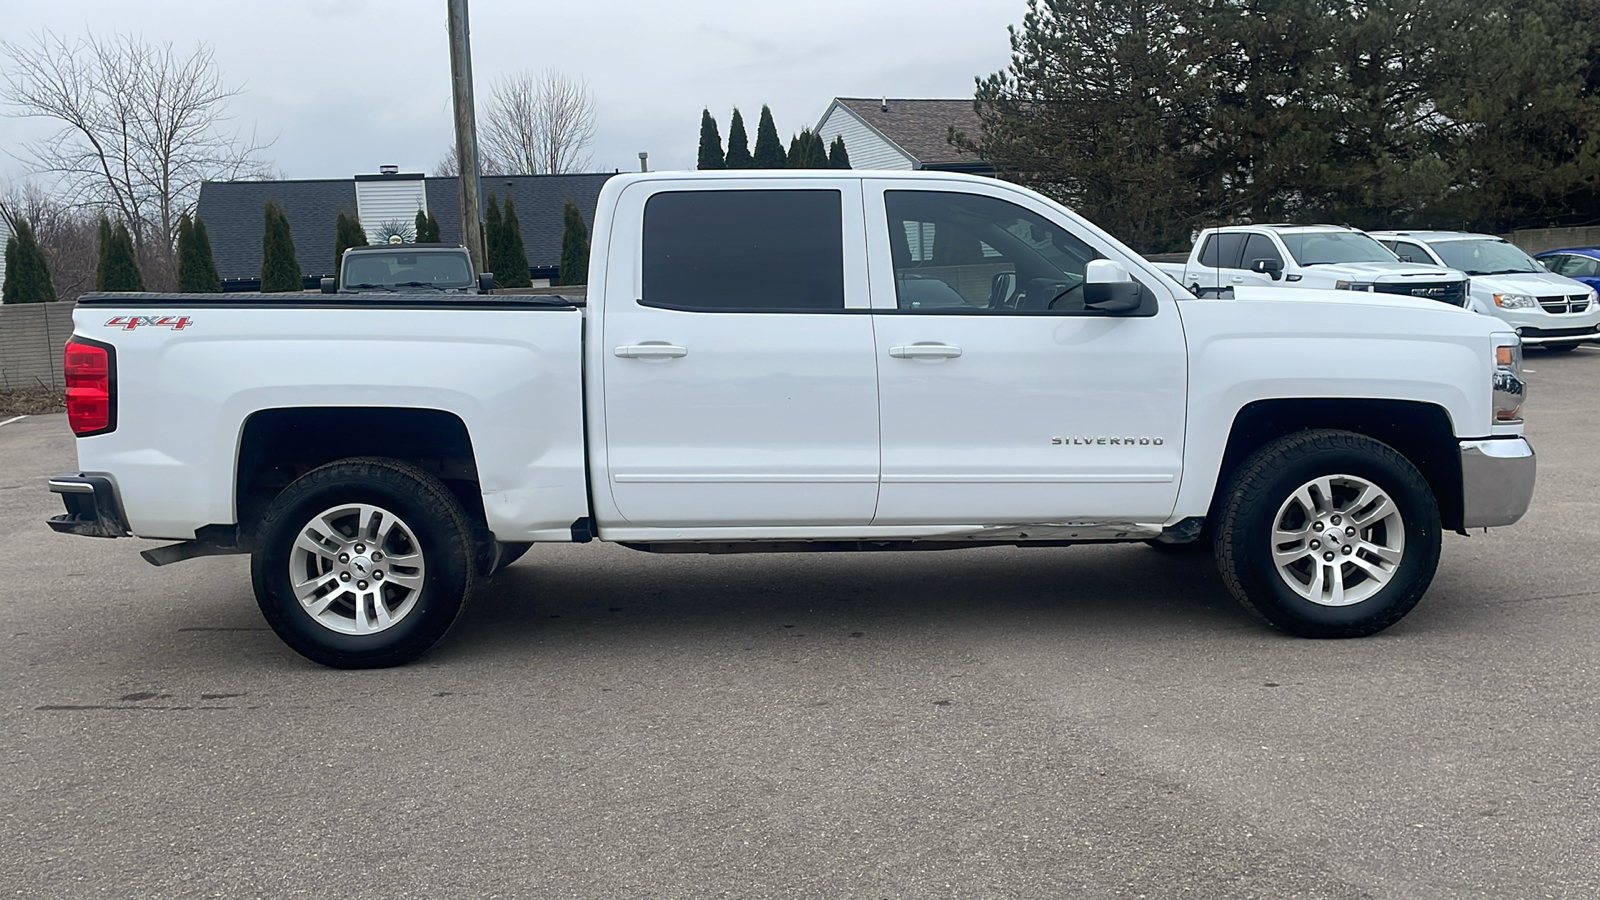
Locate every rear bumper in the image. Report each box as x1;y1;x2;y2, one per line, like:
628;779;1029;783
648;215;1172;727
1459;438;1536;528
47;474;130;538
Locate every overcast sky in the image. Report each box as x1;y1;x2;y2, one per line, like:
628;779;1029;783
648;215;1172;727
2;0;1022;184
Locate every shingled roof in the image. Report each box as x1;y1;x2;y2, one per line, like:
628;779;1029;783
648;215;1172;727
197;172;615;284
831;98;987;168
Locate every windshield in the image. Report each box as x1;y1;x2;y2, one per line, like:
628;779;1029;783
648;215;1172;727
1429;239;1542;276
1279;232;1399;266
343;251;473;290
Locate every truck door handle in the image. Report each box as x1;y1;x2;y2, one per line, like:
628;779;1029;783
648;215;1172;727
613;343;688;359
889;343;962;359
1230;276;1245;283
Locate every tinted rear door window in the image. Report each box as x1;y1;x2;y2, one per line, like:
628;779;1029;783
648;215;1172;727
642;189;844;311
1198;233;1247;268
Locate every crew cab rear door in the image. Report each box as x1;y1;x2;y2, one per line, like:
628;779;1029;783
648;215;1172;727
595;177;880;527
863;180;1187;525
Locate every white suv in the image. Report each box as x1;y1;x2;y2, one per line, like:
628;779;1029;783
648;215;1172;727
1371;231;1600;351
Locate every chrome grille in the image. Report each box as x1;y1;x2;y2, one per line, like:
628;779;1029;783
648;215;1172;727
1537;294;1592;314
1375;280;1467;307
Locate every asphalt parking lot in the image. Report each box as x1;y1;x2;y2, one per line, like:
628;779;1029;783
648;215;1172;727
3;347;1598;900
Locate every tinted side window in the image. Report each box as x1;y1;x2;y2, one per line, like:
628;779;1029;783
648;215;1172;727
1393;241;1429;263
884;190;1101;313
1199;233;1247;268
642;189;844;311
1241;234;1283;267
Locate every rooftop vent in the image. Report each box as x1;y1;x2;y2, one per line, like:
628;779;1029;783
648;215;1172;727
379;164;399;175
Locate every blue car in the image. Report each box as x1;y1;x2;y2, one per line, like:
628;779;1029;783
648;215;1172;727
1535;247;1600;293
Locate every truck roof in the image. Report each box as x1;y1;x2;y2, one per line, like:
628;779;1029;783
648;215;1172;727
1366;230;1501;244
344;243;468;254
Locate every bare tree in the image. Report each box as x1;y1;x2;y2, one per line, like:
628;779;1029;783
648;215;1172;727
0;179;102;299
480;69;596;175
1;30;272;282
434;145;501;178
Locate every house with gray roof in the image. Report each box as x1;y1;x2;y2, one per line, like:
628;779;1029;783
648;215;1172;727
814;98;992;174
196;169;614;290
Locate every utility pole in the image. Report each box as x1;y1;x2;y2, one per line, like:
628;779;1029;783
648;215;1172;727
447;0;486;276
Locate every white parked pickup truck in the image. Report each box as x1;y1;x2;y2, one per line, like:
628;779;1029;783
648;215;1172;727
48;171;1536;668
1153;224;1471;305
1369;230;1600;351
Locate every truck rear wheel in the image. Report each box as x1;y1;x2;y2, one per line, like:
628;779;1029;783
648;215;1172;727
1214;430;1440;638
251;457;476;668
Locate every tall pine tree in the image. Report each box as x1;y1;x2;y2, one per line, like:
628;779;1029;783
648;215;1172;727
100;221;145;291
260;199;302;292
753;105;786;168
697;109;725;169
94;216;112;291
484;191;508;285
500;193;532;287
725;108;753;168
2;219;55;303
829;135;851;169
176;213;215;292
193;216;222;291
558;197;590;287
333;211;368;273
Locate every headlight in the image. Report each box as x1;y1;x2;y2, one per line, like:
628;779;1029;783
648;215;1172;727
1493;292;1537;309
1493;334;1525;423
1335;281;1374;291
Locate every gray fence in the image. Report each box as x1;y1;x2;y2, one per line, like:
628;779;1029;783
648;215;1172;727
1500;226;1600;255
0;301;74;391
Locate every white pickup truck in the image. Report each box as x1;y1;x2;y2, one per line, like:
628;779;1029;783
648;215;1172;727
48;171;1535;668
1153;224;1471;305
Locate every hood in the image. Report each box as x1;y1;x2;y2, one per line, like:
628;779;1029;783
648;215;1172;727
1465;269;1595;298
1304;261;1464;283
1230;285;1475;314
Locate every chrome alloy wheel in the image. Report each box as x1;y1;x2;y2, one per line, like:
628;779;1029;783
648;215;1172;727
288;503;426;635
1270;474;1405;607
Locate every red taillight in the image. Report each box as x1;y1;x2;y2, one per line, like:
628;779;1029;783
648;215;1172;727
64;339;114;435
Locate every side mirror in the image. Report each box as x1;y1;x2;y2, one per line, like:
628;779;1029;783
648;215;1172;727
479;273;494;294
1249;258;1283;280
1083;259;1142;313
320;277;337;294
989;271;1017;308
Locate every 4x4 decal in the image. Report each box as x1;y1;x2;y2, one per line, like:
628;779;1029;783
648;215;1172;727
105;315;193;330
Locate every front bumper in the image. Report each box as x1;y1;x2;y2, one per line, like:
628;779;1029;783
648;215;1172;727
47;474;130;538
1515;323;1600;346
1459;438;1536;528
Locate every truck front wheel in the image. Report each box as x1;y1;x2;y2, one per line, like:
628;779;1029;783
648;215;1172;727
250;458;476;668
1214;430;1441;638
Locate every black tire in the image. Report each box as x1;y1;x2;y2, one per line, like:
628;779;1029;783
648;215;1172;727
1214;430;1441;638
251;457;477;668
1544;342;1580;352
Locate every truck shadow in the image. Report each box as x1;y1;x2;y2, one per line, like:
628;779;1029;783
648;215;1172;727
440;542;1257;662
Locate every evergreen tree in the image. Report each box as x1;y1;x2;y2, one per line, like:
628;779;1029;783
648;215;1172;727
425;211;440;242
787;129;829;168
484;191;508;284
333;211;368;274
260;199;302;292
94;216;112;291
500;193;532;287
558;197;590;286
192;216;222;292
752;105;786;168
829;135;851;169
2;219;56;303
177;213;207;292
100;221;145;291
725;108;753;168
697;109;725;170
414;209;441;243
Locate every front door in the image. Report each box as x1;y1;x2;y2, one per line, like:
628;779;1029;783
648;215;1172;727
598;179;880;527
865;182;1188;526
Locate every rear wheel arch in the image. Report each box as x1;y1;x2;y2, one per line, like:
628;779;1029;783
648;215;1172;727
234;407;486;549
1210;399;1463;533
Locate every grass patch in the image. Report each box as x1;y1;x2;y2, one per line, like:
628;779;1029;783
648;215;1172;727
0;388;66;417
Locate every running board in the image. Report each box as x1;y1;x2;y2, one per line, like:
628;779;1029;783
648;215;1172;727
140;541;246;567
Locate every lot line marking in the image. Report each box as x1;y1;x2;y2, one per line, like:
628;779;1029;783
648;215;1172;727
0;415;27;428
